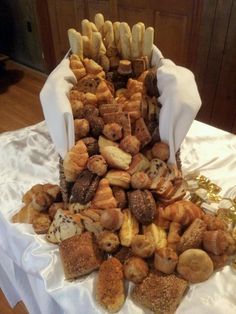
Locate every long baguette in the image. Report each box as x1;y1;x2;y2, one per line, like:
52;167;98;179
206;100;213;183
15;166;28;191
131;24;142;59
143;27;154;62
113;21;121;53
68;29;83;59
82;19;92;40
91;31;102;61
94;13;104;32
82;35;91;58
103;20;114;49
119;22;132;59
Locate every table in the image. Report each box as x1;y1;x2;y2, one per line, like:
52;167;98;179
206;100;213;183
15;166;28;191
0;120;236;314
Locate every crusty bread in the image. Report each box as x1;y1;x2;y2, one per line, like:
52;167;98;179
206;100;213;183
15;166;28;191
59;232;103;280
132;273;188;314
96;257;125;313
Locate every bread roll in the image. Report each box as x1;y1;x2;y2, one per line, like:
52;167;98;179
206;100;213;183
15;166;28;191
68;29;83;59
103;20;114;49
119;22;131;59
113;21;121;53
94;13;104;31
131;24;142;59
82;35;91;57
91;31;102;61
142;27;154;63
82;19;92;39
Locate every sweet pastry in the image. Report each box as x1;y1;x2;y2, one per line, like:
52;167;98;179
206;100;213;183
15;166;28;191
162;200;203;225
48;202;66;219
96;80;114;104
82;137;99;156
83;58;103;74
119;135;140;155
99;53;110;72
92;178;117;209
79;209;103;235
105;170;131;189
167;222;182;250
77;75;100;93
177;218;207;253
202;213;226;231
87;154;108;176
119;209;139;247
97;230;120;253
88;116;104;138
131;235;155;258
134;118;151;147
32;214;51;234
151;142;170;161
68;201;91;214
143;223;167;250
83;92;98;106
22;183;61;205
127;153;150;175
98;135;119;151
63;140;89;182
147;158;168;189
83;104;99;120
114;246;133;264
203;230;232;255
103;122;123;141
70;57;86;80
153;205;171;230
71;169;100;204
99;103;120;117
132;58;146;77
132;273;188;314
47;209;83;244
126;78;143;96
100;208;124;231
159;179;188;204
31;191;53;212
101;146;132;170
130;172;151;189
111;186;127;209
74;119;90;141
128;190;156;225
123;256;149;284
154;247;178;274
70;99;84;119
102;111;131;137
117;60;132;75
60;232;103;279
177;249;214;283
96;257;125;313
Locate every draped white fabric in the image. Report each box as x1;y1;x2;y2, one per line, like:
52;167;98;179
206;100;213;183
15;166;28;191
0;121;236;314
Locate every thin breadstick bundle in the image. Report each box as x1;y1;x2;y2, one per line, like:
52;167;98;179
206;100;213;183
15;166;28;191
94;13;104;32
143;27;154;63
82;35;91;58
119;22;132;59
67;29;83;59
91;31;102;61
82;19;92;40
103;20;115;49
131;24;142;59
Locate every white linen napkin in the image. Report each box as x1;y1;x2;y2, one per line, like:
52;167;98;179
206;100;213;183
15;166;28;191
40;47;201;163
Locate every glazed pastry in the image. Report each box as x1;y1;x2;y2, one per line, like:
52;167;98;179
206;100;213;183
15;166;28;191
119;135;140;155
130;172;151;189
103;123;123;141
32;214;51;234
143;223;167;250
127;153;150;175
47;209;83;244
123;257;149;284
31;191;53;212
74;119;90;141
117;60;132;75
119;209;139;247
177;249;214;283
71;169;100;204
59;232;103;279
87;154;108;176
82;137;99;156
105;170;131;189
128;190;156;225
162;200;203;226
112;186;127;209
131;235;155;258
101;146;132;170
96;257;125;313
203;230;232;255
92;178;117;209
134;118;151;147
98;135;119;151
88;116;104;138
177;218;207;253
63;140;89;182
97;230;120;253
167;222;182;251
132;273;188;314
96;80;114;104
154;247;178;274
100;208;124;231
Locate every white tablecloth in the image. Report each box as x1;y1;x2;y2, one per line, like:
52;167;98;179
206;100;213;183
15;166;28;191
0;120;236;314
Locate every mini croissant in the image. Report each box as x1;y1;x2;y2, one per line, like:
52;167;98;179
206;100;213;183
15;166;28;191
162;200;203;226
96;80;114;104
63;140;89;182
70;56;86;80
92;178;117;209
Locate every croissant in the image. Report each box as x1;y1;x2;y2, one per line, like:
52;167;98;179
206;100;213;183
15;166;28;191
83;58;103;74
63;140;89;182
126;78;143;96
92;178;117;209
162;200;203;226
143;223;167;250
96;80;114;104
203;230;234;255
70;58;86;81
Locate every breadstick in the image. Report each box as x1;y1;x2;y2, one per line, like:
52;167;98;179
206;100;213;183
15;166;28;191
131;24;142;59
82;19;92;40
143;27;154;63
94;13;104;32
67;29;83;59
82;35;91;58
103;20;114;49
91;31;102;61
119;22;132;59
113;21;121;53
137;22;145;56
90;22;98;32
